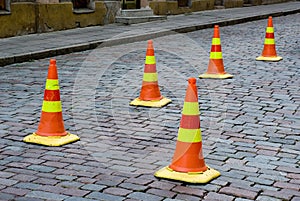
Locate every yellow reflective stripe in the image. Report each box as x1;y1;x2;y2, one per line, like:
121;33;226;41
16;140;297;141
210;52;222;59
182;102;199;115
264;38;275;45
42;101;62;112
266;27;274;33
45;79;59;90
145;56;156;64
177;128;202;143
211;38;221;45
143;73;158;82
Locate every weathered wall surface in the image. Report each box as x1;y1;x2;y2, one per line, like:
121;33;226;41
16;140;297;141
0;3;36;37
0;0;293;38
149;0;293;15
150;0;215;15
0;1;119;38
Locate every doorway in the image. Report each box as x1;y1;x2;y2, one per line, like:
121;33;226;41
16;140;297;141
0;0;6;10
178;0;189;7
72;0;89;9
121;0;140;9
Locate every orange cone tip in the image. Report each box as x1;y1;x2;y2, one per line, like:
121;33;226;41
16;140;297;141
154;78;220;183
23;59;80;146
130;40;171;107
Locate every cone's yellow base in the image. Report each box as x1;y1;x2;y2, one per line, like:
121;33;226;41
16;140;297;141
199;73;233;79
23;133;80;146
256;55;282;61
130;97;171;108
154;166;220;184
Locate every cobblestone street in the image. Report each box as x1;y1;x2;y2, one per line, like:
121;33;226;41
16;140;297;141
0;13;299;200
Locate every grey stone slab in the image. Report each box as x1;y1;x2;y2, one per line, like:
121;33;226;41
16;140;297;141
14;182;42;190
0;178;18;186
14;197;44;201
64;197;95;201
0;172;15;178
86;192;124;201
27;165;56;173
256;196;282;201
81;184;107;191
25;191;69;200
0;193;15;200
119;183;148;191
128;192;164;201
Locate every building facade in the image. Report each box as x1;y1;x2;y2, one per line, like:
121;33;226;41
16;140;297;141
0;0;120;38
149;0;291;15
0;0;291;38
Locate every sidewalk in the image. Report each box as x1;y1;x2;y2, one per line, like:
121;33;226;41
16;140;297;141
0;1;299;66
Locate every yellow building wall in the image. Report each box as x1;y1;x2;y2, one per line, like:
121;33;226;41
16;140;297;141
0;2;107;38
0;3;36;37
149;0;215;15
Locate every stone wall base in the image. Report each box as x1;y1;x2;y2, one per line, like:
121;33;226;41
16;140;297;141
149;0;214;15
150;0;293;15
223;0;243;8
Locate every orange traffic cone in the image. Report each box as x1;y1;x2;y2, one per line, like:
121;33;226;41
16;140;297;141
256;16;282;61
155;78;220;183
23;59;80;146
130;40;171;107
199;25;233;79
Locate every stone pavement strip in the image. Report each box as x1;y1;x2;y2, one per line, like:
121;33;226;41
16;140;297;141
0;7;300;201
0;1;299;66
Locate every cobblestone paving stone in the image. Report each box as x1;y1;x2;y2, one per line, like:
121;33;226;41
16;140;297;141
0;14;299;200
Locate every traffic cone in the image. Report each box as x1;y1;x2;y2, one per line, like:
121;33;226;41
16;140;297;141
130;40;171;107
199;25;233;79
256;16;282;61
154;78;220;183
23;59;80;146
